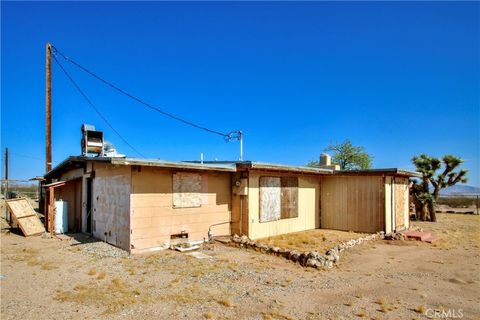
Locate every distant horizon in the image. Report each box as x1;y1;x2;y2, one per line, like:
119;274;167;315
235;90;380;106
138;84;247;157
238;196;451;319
1;2;479;187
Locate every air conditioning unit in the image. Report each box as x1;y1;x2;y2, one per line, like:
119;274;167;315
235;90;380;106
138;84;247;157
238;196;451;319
81;124;104;156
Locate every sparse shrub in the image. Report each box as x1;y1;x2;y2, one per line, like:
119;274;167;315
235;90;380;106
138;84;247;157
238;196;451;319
415;305;426;314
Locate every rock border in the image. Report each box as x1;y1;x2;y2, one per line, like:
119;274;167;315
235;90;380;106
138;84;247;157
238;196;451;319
230;231;387;269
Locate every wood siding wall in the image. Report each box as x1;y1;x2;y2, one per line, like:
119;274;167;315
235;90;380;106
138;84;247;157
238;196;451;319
91;164;131;250
247;171;320;240
321;176;385;233
130;167;231;252
55;178;82;232
231;174;248;236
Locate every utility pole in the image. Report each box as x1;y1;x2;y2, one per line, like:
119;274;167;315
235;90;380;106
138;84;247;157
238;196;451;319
45;43;53;233
46;43;52;173
4;147;8;221
225;130;244;161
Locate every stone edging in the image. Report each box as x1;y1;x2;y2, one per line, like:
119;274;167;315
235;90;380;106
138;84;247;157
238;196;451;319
230;231;387;269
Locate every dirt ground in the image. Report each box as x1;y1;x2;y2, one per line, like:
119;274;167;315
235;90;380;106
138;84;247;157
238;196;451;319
1;213;479;320
258;229;367;253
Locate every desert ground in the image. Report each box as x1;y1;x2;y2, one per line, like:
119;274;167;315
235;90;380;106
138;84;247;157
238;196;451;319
1;211;479;320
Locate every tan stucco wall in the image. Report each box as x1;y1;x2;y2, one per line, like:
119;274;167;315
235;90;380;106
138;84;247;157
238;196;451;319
247;171;319;240
130;167;231;252
91;164;131;250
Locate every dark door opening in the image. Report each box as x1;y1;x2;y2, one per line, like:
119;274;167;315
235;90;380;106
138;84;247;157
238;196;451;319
86;178;92;234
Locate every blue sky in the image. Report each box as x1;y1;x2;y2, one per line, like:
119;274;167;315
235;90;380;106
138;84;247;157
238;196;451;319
1;2;479;186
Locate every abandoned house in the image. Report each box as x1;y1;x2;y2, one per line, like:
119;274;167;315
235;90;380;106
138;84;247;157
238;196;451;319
43;155;420;254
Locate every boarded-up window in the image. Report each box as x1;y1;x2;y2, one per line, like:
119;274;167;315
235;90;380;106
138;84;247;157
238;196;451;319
259;177;281;222
281;177;298;219
173;173;202;208
259;176;298;222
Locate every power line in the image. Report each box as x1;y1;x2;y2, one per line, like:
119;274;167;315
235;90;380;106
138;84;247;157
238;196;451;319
51;45;230;138
9;153;43;161
52;54;146;158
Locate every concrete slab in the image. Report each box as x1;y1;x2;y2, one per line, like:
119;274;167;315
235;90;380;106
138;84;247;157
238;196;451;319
186;251;213;260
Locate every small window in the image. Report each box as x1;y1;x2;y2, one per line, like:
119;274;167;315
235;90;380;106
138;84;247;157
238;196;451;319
259;176;298;222
173;172;202;208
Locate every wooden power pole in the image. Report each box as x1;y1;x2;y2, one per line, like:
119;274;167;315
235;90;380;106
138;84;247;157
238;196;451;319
4;147;8;220
46;43;52;173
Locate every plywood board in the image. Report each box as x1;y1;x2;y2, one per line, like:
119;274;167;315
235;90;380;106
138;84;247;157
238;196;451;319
173;172;202;208
281;177;298;219
6;198;45;236
5;198;36;218
259;177;281;222
394;177;408;229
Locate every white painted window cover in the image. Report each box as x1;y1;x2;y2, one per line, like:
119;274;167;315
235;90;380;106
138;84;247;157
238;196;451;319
259;177;281;222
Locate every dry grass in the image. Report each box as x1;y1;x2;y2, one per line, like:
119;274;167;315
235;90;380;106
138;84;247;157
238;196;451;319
54;278;151;314
355;310;366;317
414;305;426;315
11;248;59;271
88;268;97;276
412;213;480;250
97;271;106;280
216;297;233;307
261;311;294;320
257;229;367;253
203;311;214;319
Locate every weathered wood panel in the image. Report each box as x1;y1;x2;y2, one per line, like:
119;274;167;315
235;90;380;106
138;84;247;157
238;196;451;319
281;177;298;219
259;177;281;222
92;164;131;250
173;172;202;208
322;176;385;233
6;198;45;236
395;177;409;230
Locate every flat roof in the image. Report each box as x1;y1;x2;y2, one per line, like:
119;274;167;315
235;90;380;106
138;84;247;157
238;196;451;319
242;161;333;174
45;156;421;179
45;156;237;179
334;168;422;178
187;160;334;175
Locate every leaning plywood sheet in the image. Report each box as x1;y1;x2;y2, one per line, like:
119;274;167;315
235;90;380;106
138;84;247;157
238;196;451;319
6;198;45;236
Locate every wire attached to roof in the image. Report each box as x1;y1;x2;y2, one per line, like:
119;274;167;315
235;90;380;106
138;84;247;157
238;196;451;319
52;54;146;158
51;45;233;138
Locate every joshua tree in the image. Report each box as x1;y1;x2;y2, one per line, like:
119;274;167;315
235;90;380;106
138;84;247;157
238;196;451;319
411;154;468;221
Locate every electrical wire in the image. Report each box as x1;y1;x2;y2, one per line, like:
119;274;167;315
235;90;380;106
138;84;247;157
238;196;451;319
9;153;43;161
52;54;146;158
51;45;230;138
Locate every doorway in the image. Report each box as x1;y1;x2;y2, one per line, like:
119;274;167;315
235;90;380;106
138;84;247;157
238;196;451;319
86;178;92;233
